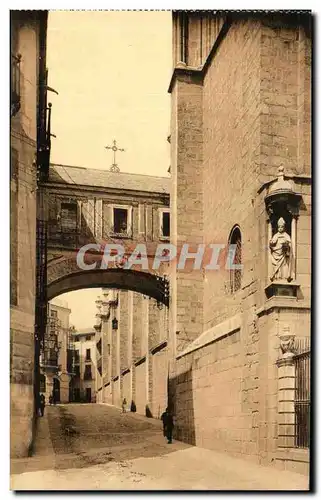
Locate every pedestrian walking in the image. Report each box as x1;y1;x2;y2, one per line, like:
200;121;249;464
161;408;167;436
161;407;174;444
122;398;127;413
39;394;45;417
49;395;53;405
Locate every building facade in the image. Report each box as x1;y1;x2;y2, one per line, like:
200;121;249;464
45;164;171;304
70;328;96;403
10;10;49;458
40;299;75;404
43;165;171;415
169;11;311;474
95;288;169;418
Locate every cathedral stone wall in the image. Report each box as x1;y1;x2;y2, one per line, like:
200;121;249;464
169;12;311;473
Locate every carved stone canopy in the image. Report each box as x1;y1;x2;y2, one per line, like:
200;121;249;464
265;166;301;216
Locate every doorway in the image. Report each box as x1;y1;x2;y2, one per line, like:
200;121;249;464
53;377;60;403
86;387;92;402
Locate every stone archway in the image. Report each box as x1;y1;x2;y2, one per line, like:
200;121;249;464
47;257;169;306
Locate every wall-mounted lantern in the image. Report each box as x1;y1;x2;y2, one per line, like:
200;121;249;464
112;318;118;330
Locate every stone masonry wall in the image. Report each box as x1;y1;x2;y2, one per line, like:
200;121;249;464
11;40;38;457
119;290;129;372
132;293;143;361
174;330;259;458
134;361;147;415
202;19;262;330
151;347;168;419
170;75;204;354
170;14;311;468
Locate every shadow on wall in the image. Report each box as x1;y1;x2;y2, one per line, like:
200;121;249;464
168;367;196;446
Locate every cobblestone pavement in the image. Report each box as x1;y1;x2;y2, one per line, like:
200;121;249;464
10;404;309;491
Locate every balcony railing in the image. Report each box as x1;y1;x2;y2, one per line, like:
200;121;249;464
11;54;21;118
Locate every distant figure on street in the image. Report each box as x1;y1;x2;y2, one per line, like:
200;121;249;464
122;398;127;413
161;407;174;444
39;394;45;417
49;395;53;405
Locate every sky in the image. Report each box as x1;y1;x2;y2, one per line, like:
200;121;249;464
47;11;172;329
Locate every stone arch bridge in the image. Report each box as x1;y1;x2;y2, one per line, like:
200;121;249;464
43;163;171;305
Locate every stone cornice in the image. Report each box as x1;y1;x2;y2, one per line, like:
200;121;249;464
150;339;167;355
42;181;170;201
134;355;146;367
168;67;203;94
256;297;311;317
177;314;241;359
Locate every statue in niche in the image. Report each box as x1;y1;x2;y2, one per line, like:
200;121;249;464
269;217;294;282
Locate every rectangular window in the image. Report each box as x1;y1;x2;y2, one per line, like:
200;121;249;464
84;365;92;380
10;148;18;306
162;212;170;238
60;202;77;232
85;335;91;341
113;208;128;234
74;350;80;363
86;348;91;361
50;310;58;318
159;209;170;239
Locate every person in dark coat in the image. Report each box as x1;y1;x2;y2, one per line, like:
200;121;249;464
161;408;167;436
161;408;174;444
39;394;46;417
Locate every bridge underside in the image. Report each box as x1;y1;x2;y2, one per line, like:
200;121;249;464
47;268;169;305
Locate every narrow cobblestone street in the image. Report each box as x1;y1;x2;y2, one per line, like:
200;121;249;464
10;404;308;491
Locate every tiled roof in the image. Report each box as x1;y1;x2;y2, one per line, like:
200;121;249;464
49;164;170;194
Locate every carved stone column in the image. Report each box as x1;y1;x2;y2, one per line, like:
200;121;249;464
276;326;296;449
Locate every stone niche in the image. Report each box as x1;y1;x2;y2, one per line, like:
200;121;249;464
264;166;302;299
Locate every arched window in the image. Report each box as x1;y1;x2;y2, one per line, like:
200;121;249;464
228;226;242;294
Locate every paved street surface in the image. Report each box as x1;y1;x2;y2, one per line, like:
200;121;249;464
10;404;309;491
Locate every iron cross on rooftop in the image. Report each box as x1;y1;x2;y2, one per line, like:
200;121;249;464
105;140;125;172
